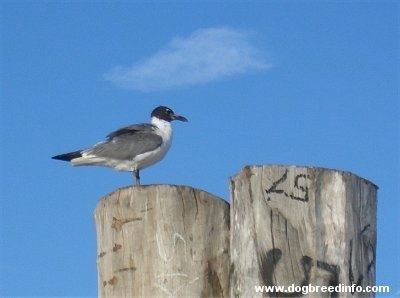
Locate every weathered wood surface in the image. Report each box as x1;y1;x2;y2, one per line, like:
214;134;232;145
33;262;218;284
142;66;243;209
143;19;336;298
230;165;377;297
94;185;230;297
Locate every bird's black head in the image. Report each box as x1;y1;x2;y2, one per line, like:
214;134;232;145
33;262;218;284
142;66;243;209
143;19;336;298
151;106;188;122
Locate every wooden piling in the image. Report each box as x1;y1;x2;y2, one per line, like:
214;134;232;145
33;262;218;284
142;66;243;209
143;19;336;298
94;166;377;297
94;185;230;297
230;165;377;297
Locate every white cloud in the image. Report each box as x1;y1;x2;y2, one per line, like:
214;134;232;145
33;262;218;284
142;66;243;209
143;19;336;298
104;27;271;92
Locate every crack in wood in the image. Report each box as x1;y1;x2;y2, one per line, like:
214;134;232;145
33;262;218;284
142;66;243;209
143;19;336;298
103;276;117;287
114;266;137;273
349;239;363;289
111;216;142;231
113;243;122;252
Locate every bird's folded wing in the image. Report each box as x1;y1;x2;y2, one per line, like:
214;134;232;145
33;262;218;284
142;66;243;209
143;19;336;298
106;123;156;139
84;124;163;160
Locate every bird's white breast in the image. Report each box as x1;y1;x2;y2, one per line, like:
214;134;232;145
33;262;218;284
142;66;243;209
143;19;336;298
130;117;173;170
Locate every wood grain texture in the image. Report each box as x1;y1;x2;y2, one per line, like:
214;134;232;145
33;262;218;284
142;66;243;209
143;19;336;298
230;165;377;297
94;184;230;297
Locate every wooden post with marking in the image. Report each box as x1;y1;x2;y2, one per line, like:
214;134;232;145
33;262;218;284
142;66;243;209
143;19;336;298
230;165;377;297
94;185;230;297
94;166;377;297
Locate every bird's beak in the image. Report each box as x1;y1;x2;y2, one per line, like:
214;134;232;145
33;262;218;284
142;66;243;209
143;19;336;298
172;114;188;122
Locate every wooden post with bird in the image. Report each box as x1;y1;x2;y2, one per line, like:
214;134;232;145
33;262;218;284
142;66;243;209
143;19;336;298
94;185;230;297
94;165;377;297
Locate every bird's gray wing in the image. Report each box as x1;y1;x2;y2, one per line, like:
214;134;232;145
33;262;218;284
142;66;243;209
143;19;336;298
106;123;157;139
85;124;162;160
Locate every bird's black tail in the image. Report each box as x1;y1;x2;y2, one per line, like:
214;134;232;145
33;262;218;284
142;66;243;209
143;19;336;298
52;150;82;162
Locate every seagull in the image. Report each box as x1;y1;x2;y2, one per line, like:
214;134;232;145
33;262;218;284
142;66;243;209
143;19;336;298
52;106;188;185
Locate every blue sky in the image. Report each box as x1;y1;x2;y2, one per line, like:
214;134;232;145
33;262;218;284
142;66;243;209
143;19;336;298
1;1;399;296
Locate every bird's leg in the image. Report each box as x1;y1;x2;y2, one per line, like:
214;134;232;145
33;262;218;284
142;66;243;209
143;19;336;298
134;170;140;186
